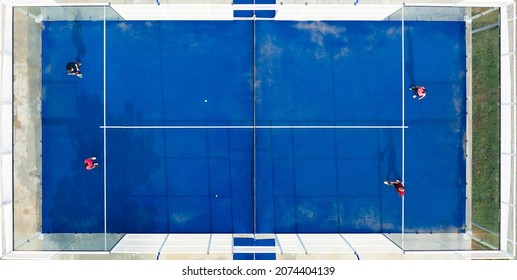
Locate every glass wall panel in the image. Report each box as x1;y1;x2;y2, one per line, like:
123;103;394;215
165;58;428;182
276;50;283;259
13;5;124;252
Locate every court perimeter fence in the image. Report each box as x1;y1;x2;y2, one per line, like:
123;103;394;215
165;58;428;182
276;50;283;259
1;0;515;259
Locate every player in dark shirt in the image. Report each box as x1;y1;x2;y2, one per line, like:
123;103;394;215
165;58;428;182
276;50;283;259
66;62;83;78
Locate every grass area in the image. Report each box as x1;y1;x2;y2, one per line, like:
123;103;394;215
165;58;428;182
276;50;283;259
471;11;501;247
471;7;499;30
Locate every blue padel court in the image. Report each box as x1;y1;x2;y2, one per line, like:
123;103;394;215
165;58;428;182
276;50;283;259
41;20;466;234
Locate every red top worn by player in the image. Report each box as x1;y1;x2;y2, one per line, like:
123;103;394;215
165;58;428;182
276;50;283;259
84;157;99;170
384;179;405;196
409;86;426;100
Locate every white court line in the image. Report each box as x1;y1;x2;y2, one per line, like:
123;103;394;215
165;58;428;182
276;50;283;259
99;125;409;129
401;6;406;248
103;6;107;250
252;14;257;237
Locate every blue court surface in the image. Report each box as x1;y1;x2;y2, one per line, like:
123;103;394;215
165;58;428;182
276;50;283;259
41;20;466;234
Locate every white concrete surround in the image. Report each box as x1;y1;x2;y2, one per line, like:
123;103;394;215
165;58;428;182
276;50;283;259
0;0;14;258
499;3;517;257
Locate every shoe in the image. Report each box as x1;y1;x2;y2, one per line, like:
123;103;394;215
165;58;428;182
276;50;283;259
383;180;390;185
91;157;96;160
413;95;417;98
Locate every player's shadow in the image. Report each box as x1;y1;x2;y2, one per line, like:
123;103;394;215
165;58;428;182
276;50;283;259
378;130;401;181
72;19;86;62
405;28;416;88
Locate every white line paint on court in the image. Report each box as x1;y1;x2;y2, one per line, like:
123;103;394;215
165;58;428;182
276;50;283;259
99;125;409;129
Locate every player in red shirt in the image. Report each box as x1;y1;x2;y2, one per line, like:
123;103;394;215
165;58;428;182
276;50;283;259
84;156;99;170
409;85;426;100
384;179;405;196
